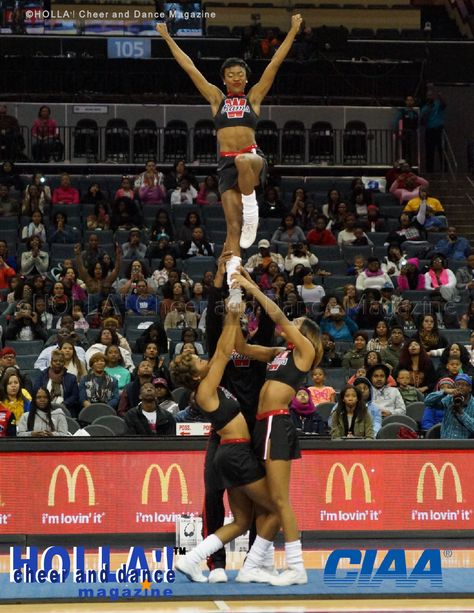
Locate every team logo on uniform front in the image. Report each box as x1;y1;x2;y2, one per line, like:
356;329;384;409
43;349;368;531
267;351;290;372
222;97;250;119
218;386;238;401
231;350;250;368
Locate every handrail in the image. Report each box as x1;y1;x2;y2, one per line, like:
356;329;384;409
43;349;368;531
441;128;458;181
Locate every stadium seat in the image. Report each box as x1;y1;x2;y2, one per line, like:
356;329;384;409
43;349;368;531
66;416;80;434
73;119;99;161
343;120;367;164
133;119;158;163
78;403;116;425
171;386;191;410
382;414;419;431
315;402;335;422
193;119;217;163
376;422;417;439
7;340;44;355
93;415;127;435
405;401;425;425
83;424;116;436
182;257;217;281
164;120;188;162
309;121;335;164
425;423;441;439
281;120;306;164
15;355;38;370
256;120;279;164
105;118;130;163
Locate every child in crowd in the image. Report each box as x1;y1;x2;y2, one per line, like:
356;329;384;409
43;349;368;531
308;367;337;405
330;385;375;439
421;377;455;431
397;368;425;406
353;376;382;434
289;387;327;434
346;254;366;276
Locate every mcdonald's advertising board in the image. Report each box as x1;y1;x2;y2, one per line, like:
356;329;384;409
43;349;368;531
0;448;473;534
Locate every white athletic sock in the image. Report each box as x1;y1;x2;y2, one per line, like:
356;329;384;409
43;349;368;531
241;191;258;222
242;535;272;571
226;255;242;304
284;540;304;571
263;542;275;568
187;534;223;565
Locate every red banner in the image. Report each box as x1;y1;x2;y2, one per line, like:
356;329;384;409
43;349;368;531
0;449;473;534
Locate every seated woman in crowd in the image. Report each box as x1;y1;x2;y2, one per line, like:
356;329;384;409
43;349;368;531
393;339;437;394
22;173;51;214
355;257;394;292
321;188;345;223
142;342;171;383
165;159;197;192
104;344;131;391
430;343;474;378
48;281;71;316
110;197;143;231
289;187;314;229
170;178;198;205
330;385;374;440
397;257;425;291
125;279;159;316
319;302;358;342
117;260;155;297
82;182;107;206
177;211;207;244
52;173;79;205
150;208;175;242
367;320;390;352
74;243;121;295
342;332;368;370
139;172;167;205
341;283;359;320
328;202;349;233
85;327;134;372
16;387;68;437
424;255;458;303
5;300;48;342
21;210;47;243
59;266;87;303
381;245;404;277
389;162;428;204
48;211;77;244
385;213;423;248
389;298;418;332
86;201;111;231
0;369;31;423
258;261;282;292
173;328;205;358
20;236;49;277
415;314;448;352
361;206;387;233
258;186;286;218
271;213;306;252
114;177;136;202
196;174;220;206
87;297;122;330
160;280;189;320
295;267;325;306
32;106;62;163
134;322;168;355
78;352;119;410
59;338;87;381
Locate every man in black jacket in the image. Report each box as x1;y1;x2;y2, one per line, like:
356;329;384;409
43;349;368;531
124;382;175;436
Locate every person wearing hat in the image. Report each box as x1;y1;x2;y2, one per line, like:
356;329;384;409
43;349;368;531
356;257;394;292
421;377;455;431
380;282;401;317
367;363;406;417
289;388;326;435
121;228;147;260
397;257;425;291
424;373;474;439
154;377;179;416
244;239;284;274
124;381;176;436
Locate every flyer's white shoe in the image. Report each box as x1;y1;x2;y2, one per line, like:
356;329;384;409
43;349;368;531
239;219;259;249
269;567;308;586
208;568;228;583
263;565;279;577
175;557;208;583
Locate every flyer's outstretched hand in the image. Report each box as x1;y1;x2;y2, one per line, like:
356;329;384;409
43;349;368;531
156;23;170;38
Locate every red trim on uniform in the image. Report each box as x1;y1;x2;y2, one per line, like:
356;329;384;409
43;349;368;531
219;144;257;157
256;409;290;421
226;92;245;96
220;438;251;445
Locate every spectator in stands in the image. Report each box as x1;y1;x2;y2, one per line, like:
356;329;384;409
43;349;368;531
0;161;21;192
173;328;205;358
47;281;71;316
0;249;16;290
125;280;158;316
289;187;314;229
16;387;68;437
397;257;425;291
74;243;121;295
356;257;394;292
319;332;342;368
138;172;167;205
240;25;260;60
134;159;165;190
23;173;51;210
180;226;214;259
290;388;325;435
171;178;198;206
150;255;180;290
5;300;47;342
142;342;172;383
146;232;176;262
306;215;337;246
342;332;368;369
321;189;344;222
85;327;133;372
421;89;447;173
124;381;175;435
117;359;154;417
341;284;358;320
110;197;143;231
307;367;336;404
380;326;405;370
52;173;79;205
118;260;153;296
435;226;471;261
337;213;366;247
424;254;458;302
154;376;179;415
104;344;131;391
82;182;107;206
59;266;87;303
0;370;31;423
331;385;374;439
121;228;147;260
460;301;474;331
352;376;381;434
260;28;280;58
244;239;284;274
389;162;428;204
320;302;358;341
177;211;207;244
150;208;175;241
367;364;405;416
258;264;283;296
421;377;455;432
259;186;286;218
415;314;448;352
429;373;474;439
79;352;119;410
404;186;444;217
295;267;325;306
21;210;46;243
271;213;306;252
22;185;45;217
433;343;474;378
284;241;318;275
0;348;31;392
81;233;106;270
165;159;198;192
86;297;119;329
393;95;419;166
456;252;474;299
48;211;77;244
114;177;136;202
34;349;80;414
0;183;19;216
396;368;425;407
393;339;436;393
164;301;197;331
59;339;87;381
385;213;423;248
31;105;62;163
361;206;387;234
0;107;22;159
366;320;390;352
351;188;373;218
196;174;220;206
34;295;52;330
20;236;49;277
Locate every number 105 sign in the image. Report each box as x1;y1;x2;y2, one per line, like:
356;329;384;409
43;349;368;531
107;39;151;59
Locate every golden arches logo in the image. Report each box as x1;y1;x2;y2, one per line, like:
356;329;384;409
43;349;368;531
325;462;372;503
141;464;189;505
48;464;96;506
417;462;462;503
